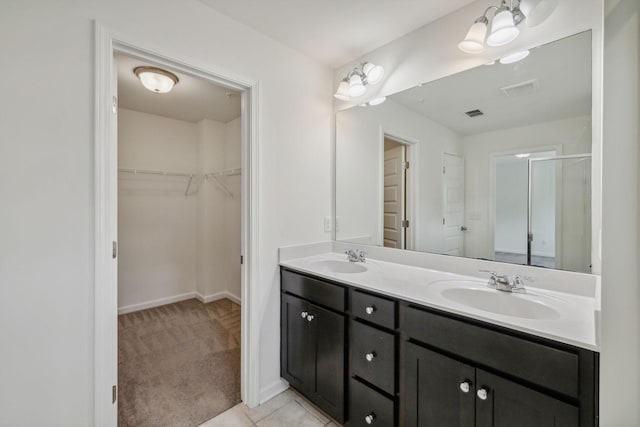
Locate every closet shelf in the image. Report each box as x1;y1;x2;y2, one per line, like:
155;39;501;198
118;168;200;196
118;167;241;197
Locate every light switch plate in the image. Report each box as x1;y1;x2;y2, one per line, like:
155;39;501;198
324;216;332;232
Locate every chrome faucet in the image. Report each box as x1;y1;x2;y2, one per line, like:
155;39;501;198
479;270;533;293
345;249;366;263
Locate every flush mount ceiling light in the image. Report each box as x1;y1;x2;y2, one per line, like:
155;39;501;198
458;0;557;54
134;66;179;93
334;61;385;101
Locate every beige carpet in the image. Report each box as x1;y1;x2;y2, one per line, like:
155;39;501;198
118;298;241;427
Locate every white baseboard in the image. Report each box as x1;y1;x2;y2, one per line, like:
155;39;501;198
259;379;289;405
196;290;241;305
118;291;197;314
118;290;242;314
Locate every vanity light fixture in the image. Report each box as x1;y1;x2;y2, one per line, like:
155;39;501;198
459;0;557;54
134;66;179;94
334;62;385;101
368;96;386;106
499;49;530;64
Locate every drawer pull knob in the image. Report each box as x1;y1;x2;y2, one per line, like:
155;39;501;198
365;305;376;315
459;381;471;393
477;388;488;400
306;314;315;322
365;413;376;424
300;311;308;319
365;352;376;362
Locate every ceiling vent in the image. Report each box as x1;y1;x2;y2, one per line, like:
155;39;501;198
500;78;540;97
465;109;484;118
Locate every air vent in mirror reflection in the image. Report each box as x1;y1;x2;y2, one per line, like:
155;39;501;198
465;109;484;118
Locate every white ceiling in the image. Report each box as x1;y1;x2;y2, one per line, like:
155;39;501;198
198;0;477;68
390;31;592;136
116;53;241;123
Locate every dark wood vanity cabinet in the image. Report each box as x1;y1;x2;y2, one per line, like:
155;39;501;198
401;304;598;427
280;267;599;427
280;269;347;423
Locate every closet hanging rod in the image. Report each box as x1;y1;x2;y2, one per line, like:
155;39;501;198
118;168;199;178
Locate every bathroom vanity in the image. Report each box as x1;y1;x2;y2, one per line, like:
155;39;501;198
280;252;599;427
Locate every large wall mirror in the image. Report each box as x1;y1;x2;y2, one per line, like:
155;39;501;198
336;31;593;273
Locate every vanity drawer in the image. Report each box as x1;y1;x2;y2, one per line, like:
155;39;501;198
351;320;395;394
281;269;346;311
404;305;580;398
352;289;396;330
349;378;395;427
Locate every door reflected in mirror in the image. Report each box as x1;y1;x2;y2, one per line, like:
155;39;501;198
335;31;593;273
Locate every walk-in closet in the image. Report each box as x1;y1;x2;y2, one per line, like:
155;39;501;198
115;52;243;427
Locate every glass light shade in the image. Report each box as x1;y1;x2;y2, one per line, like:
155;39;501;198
362;62;384;85
348;74;366;97
499;49;530;64
134;67;178;93
458;20;488;54
334;80;351;101
520;0;558;27
368;96;386;106
487;8;520;47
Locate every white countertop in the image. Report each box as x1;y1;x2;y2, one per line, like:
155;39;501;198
280;252;599;352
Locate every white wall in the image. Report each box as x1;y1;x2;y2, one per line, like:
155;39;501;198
462;116;591;261
118;109;199;309
223;117;242;298
0;1;333;425
196;117;242;300
601;0;640;424
335;98;462;251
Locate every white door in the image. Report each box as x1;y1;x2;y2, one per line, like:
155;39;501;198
383;146;405;248
443;154;465;256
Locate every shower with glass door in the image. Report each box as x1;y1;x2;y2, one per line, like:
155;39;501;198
527;154;592;273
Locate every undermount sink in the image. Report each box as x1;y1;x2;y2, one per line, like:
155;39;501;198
310;259;368;274
430;281;562;320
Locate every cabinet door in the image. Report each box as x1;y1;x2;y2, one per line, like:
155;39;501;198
281;294;316;393
313;303;346;422
403;343;475;427
475;369;579;427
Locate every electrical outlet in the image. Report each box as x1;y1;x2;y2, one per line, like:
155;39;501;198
324;216;332;232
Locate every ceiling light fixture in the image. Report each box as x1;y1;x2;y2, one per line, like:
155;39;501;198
334;61;385;101
459;0;557;54
134;66;179;93
499;49;530;64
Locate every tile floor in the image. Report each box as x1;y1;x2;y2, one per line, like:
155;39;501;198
198;389;340;427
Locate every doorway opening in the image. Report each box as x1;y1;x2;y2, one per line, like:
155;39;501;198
95;25;260;427
115;52;242;426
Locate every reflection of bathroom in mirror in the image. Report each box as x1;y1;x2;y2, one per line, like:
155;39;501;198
335;30;593;273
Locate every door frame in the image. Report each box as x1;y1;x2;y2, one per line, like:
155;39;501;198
380;130;419;251
94;22;261;427
441;152;465;256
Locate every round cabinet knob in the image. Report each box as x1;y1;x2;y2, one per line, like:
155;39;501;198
365;352;377;362
477;388;488;400
364;412;376;424
459;381;471;393
306;314;315;322
365;306;376;315
300;311;308;319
